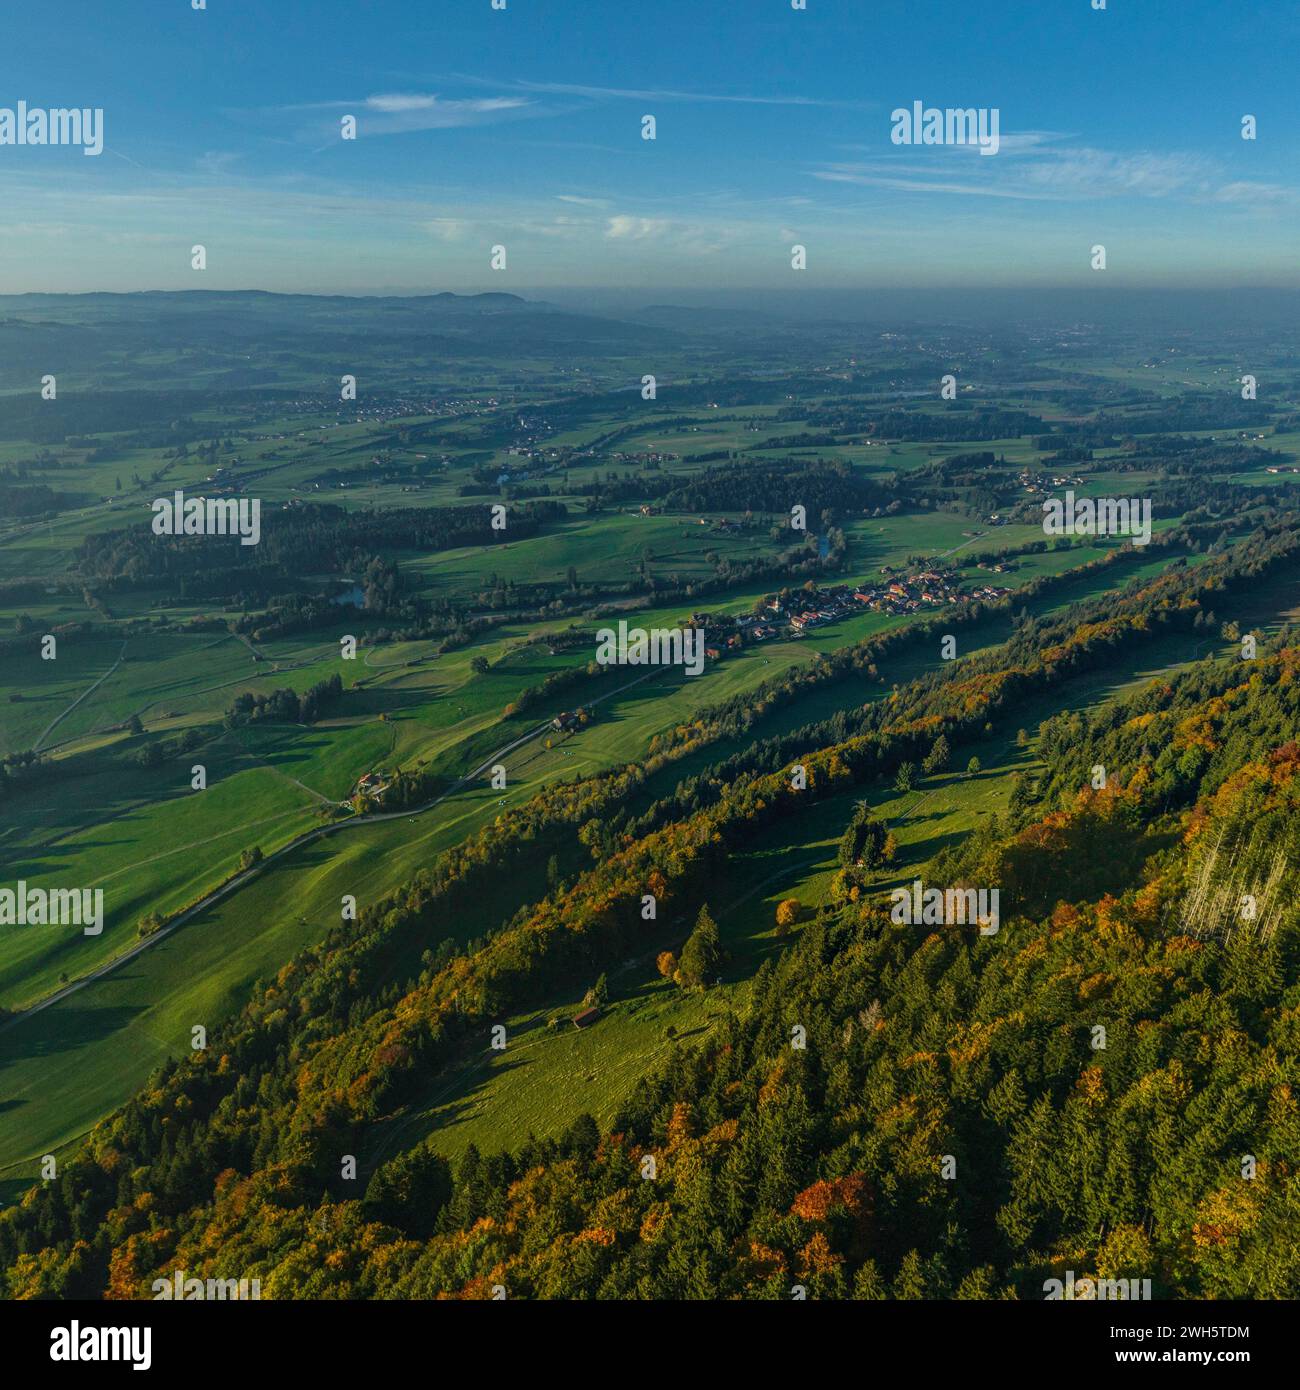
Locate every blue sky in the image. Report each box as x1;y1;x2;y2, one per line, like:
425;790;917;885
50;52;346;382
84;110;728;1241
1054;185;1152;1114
1;0;1297;295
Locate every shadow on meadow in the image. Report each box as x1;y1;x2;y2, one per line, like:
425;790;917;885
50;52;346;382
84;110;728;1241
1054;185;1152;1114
0;1001;145;1068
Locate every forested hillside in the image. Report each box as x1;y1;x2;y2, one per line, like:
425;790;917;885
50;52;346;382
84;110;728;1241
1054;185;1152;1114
5;522;1300;1299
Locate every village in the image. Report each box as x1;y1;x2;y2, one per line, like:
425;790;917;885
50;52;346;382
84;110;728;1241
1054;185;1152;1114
686;563;1012;660
342;563;1012;810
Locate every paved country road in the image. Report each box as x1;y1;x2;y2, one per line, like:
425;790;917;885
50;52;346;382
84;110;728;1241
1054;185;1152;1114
0;668;657;1034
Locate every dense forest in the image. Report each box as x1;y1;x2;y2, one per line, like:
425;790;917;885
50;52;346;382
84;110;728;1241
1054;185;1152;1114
76;500;568;585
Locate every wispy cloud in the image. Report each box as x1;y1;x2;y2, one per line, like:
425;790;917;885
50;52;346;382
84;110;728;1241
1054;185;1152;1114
365;94;445;113
358;93;533;131
479;78;871;110
602;214;737;256
423;217;469;241
813;139;1300;207
197;151;241;176
605;215;670;240
1210;179;1299;206
239;92;541;143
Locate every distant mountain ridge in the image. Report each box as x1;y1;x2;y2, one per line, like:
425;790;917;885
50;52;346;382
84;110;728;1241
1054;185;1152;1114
0;288;681;389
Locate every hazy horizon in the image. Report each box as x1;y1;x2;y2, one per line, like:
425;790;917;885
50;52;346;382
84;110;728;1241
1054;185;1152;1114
3;284;1298;333
1;0;1296;294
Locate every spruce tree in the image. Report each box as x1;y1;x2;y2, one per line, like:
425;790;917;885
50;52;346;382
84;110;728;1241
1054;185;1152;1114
678;903;724;987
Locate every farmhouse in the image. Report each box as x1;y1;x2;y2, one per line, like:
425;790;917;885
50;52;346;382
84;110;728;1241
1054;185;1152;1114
353;771;387;799
572;1006;600;1029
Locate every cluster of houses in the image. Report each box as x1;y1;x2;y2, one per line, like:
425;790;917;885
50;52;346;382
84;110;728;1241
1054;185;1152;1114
499;438;680;485
610;449;677;467
842;569;976;620
699;516;748;534
497;447;567;486
256;392;495;430
674;608;777;662
688;566;1013;661
1018;468;1086;496
202;464;240;490
505;414;680;463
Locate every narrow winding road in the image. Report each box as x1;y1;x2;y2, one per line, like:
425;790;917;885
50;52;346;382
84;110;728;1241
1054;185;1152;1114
1;668;658;1032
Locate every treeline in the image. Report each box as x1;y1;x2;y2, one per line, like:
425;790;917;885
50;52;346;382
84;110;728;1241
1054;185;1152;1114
76;501;568;584
0;482;75;516
795;405;1046;442
660;461;889;515
1086;398;1273;436
645;531;1185;766
910;451;1001;487
224;673;343;728
505;660;608;718
1032;632;1300;820
936;632;1300;941
0;749;50;803
0;388;243;445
